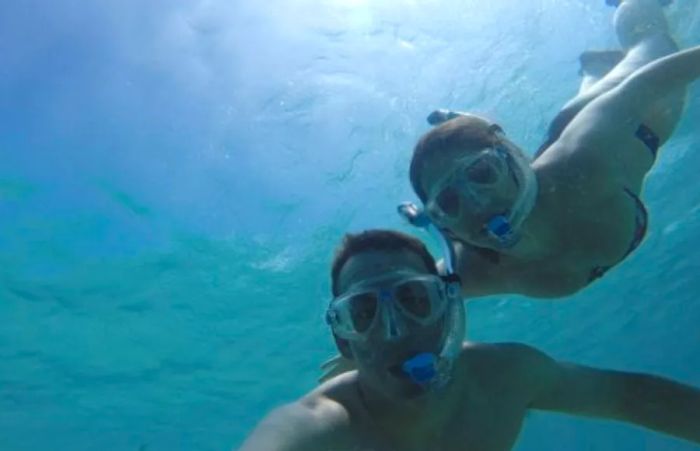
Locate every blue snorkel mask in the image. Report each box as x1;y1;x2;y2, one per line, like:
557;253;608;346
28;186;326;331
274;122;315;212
424;109;538;250
396;202;465;391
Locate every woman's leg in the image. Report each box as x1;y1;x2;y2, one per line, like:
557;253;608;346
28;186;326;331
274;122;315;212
613;0;669;49
536;0;679;158
578;50;625;94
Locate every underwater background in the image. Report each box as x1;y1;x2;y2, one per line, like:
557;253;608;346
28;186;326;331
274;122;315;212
1;0;699;450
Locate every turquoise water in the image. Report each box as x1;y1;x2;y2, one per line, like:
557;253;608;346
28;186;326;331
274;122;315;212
1;1;699;450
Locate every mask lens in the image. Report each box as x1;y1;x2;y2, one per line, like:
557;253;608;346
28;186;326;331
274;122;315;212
464;156;501;185
395;280;432;319
348;292;378;333
436;186;460;218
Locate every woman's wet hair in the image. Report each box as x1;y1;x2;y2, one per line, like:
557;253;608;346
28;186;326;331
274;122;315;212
330;229;438;296
410;115;503;202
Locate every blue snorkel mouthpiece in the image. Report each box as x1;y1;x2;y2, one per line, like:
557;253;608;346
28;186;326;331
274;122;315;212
402;353;437;387
486;214;517;248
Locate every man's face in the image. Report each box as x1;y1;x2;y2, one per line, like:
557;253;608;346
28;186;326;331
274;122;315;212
335;249;447;398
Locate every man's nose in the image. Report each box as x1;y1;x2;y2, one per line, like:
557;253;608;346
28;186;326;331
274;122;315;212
380;304;409;341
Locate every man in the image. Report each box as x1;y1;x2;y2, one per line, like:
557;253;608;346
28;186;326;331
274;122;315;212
239;230;700;451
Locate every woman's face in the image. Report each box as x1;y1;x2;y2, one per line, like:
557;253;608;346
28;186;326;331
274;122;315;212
419;144;521;248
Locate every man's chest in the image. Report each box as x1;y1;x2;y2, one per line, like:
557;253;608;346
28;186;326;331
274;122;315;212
350;402;527;451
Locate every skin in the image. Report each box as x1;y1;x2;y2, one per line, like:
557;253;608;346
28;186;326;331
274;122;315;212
543;0;683;154
240;249;700;451
319;0;697;386
419;0;700;297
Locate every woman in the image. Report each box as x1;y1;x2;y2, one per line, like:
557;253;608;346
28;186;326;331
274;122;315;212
411;0;700;298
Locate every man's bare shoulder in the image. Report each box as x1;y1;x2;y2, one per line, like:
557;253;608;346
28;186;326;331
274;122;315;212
461;341;543;361
459;342;554;393
291;371;361;431
239;373;358;451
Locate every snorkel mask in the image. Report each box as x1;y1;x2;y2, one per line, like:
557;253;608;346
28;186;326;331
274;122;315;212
325;205;464;392
425;110;538;249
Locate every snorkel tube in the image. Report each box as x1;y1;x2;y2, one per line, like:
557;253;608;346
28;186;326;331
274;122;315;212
427;109;538;250
485;141;538;249
397;202;466;390
398;202;456;272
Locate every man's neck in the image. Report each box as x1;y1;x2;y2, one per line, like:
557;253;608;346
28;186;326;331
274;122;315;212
352;372;463;449
356;376;451;430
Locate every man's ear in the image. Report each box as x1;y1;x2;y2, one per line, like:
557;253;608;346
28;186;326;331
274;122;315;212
333;333;354;360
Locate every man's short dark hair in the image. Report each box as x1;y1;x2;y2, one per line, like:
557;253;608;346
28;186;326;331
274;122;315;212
330;229;438;296
409;115;502;202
